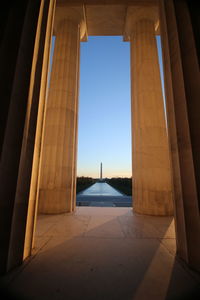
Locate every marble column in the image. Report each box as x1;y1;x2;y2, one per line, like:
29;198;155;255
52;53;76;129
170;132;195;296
23;0;56;260
39;16;81;214
0;0;48;274
72;39;80;212
161;0;200;271
130;16;173;215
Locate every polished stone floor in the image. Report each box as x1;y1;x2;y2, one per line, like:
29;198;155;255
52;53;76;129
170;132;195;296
1;207;200;299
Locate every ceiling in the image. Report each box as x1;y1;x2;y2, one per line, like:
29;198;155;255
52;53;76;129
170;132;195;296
54;0;160;40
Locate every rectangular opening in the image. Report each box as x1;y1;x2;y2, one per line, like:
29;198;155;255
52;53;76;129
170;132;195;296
77;36;132;207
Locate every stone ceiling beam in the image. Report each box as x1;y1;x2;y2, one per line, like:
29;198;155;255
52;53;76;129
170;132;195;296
54;1;160;38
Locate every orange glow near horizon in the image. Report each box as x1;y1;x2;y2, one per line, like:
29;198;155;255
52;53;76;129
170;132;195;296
77;170;132;178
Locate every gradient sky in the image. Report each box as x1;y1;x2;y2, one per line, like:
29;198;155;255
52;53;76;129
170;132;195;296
77;36;164;178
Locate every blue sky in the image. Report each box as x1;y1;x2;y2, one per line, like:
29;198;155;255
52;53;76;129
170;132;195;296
49;35;164;179
77;36;164;178
77;36;131;178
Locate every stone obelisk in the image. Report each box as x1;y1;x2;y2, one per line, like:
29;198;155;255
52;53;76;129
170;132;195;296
100;162;103;181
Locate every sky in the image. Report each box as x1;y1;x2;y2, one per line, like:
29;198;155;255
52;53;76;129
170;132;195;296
49;35;164;179
77;36;131;178
77;36;164;179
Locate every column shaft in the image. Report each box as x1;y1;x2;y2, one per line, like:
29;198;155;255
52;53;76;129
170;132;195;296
161;0;200;271
131;19;173;215
0;0;45;274
72;38;80;211
23;0;56;259
39;19;80;213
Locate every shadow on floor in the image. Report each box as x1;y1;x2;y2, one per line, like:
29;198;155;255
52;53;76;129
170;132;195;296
0;208;200;300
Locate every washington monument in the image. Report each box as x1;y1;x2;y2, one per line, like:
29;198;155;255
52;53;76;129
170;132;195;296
100;162;103;180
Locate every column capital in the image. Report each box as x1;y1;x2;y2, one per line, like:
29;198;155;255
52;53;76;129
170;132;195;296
54;5;88;41
124;5;160;41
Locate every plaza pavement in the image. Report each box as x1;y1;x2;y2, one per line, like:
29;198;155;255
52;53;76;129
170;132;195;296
1;207;200;300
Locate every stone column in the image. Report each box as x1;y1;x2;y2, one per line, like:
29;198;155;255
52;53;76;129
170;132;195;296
0;0;48;274
23;0;56;260
161;0;200;271
38;11;83;214
128;8;173;215
72;39;80;211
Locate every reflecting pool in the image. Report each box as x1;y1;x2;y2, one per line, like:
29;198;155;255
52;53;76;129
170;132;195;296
78;182;123;196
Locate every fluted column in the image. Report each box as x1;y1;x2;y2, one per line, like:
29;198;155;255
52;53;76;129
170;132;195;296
72;40;80;211
130;16;173;215
38;17;80;214
0;0;51;274
161;0;200;271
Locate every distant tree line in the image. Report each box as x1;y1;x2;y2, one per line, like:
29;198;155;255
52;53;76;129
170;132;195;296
76;176;96;194
106;177;132;196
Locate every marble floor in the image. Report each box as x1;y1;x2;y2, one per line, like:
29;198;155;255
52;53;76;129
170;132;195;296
1;207;200;300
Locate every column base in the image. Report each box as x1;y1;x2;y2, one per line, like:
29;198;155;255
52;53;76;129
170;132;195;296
133;189;173;216
38;188;73;214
